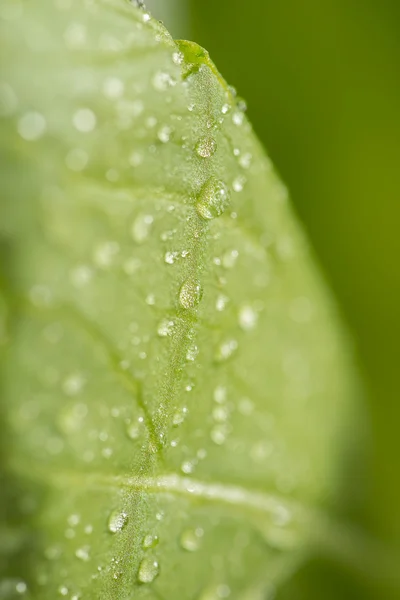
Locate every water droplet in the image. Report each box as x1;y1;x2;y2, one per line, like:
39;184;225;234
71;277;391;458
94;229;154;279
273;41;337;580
238;305;258;331
173;407;188;426
93;241;119;268
62;373;85;396
75;546;90;561
102;447;113;458
58;586;69;596
180;528;203;552
164;251;178;264
221;103;230;115
143;533;159;549
64;22;86;48
238;397;254;415
146;293;155;306
232;175;246;192
129;151;143;167
72;108;96;133
123;257;141;275
210;425;228;445
179;279;203;310
186;344;199;361
70;264;92;287
152;71;176;91
15;581;27;594
214;386;227;403
222;249;239;269
138;557;159;583
216;294;229;312
102;77;124;99
131;214;153;243
126;420;141;440
195;136;217;158
142;12;151;23
196;178;230;220
232;111;244;126
65;148;88;172
212;405;229;423
172;51;183;65
216;339;238;362
217;584;231;598
18;111;46;141
158;124;172;143
181;460;194;474
157;318;175;337
107;510;128;533
272;504;292;527
239;152;252;169
67;514;80;527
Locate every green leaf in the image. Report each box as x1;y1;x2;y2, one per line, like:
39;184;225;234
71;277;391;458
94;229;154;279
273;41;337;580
0;1;364;598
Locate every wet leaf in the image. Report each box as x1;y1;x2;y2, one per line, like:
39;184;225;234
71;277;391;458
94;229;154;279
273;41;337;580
0;1;361;598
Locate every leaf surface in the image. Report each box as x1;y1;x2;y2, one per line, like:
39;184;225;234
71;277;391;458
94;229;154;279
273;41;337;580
0;1;359;598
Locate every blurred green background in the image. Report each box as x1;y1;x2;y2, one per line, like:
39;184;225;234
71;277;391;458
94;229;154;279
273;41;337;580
146;0;400;548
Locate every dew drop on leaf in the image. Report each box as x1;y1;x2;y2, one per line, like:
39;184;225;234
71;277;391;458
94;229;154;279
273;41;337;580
232;175;246;193
107;510;128;533
72;108;96;133
18;111;46;141
238;305;258;331
75;546;90;562
142;533;159;549
179;279;203;309
195;136;217;158
172;407;188;426
216;339;238;362
180;528;203;552
157;318;175;337
131;214;154;243
137;557;159;583
196;178;230;220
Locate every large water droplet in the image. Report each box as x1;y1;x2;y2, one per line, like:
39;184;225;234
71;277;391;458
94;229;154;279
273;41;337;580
72;108;96;133
142;534;159;549
152;71;176;91
196;178;230;220
195;136;217;158
102;77;124;99
157;318;175;337
137;557;159;583
232;175;246;193
131;214;154;243
238;305;258;331
216;339;238;362
75;546;90;562
179;279;203;310
18;111;46;141
186;344;199;361
216;294;229;312
180;528;203;552
173;407;188;426
107;510;128;533
181;460;195;474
